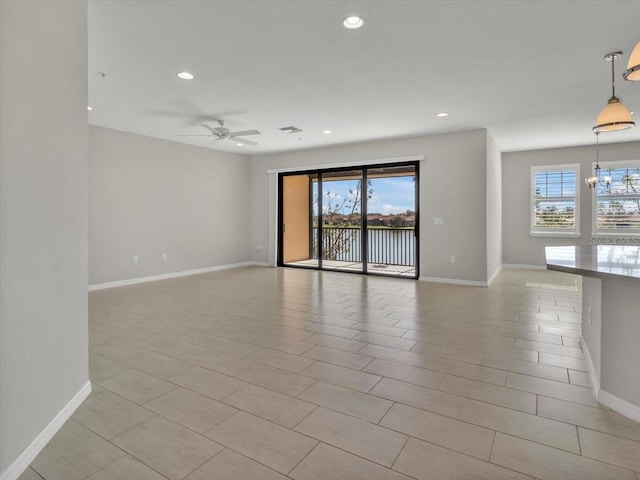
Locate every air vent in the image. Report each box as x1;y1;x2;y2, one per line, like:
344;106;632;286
279;126;303;133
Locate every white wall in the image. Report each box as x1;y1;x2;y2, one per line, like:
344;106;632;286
89;126;251;285
0;1;89;476
486;133;502;282
502;141;640;266
249;129;490;283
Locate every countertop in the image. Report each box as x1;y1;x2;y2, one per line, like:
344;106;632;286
545;245;640;286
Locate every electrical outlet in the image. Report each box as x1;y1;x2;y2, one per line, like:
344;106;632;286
256;245;262;252
162;253;167;260
449;256;456;263
132;255;138;264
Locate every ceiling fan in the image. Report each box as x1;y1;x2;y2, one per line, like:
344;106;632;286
177;120;260;146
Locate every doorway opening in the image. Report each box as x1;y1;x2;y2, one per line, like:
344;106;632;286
278;162;418;278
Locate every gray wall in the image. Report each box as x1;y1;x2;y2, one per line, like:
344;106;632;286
582;276;602;383
89;126;251;285
601;279;640;407
503;141;640;266
0;0;89;474
486;133;502;281
249;129;490;283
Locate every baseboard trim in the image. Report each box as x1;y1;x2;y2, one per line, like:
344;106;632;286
419;265;503;287
487;264;503;286
252;261;270;267
0;381;92;480
580;336;640;422
598;389;640;423
502;263;546;270
88;261;266;291
579;335;600;396
419;276;487;287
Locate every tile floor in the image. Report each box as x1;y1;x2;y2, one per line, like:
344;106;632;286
21;266;640;480
288;259;416;277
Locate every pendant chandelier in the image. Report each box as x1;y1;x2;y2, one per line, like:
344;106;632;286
585;132;613;190
585;132;601;188
593;52;635;133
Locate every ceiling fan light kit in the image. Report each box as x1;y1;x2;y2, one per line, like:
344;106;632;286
177;120;261;146
593;51;635;133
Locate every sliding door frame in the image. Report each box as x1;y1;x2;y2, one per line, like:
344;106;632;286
277;160;419;279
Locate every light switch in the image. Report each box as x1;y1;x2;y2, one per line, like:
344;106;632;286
434;217;444;225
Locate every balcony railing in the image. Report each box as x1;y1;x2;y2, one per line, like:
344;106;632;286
312;226;415;266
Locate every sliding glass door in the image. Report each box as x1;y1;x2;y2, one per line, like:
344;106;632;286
281;173;318;267
366;165;417;277
279;162;418;278
321;169;364;273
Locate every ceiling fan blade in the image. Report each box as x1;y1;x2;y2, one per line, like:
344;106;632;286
200;123;218;133
230;136;258;146
177;134;213;136
228;129;260;137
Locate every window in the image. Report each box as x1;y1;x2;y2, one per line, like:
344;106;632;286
530;164;579;236
593;160;640;235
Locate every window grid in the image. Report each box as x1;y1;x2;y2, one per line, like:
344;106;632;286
594;163;640;233
531;165;579;235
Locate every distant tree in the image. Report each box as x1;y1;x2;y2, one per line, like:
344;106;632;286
606;200;626;216
390;215;403;227
314;180;373;261
536;204;574;228
621;174;640;214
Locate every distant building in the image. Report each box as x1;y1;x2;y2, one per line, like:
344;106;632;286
321;213;415;227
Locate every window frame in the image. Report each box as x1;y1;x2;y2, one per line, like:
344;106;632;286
591;159;640;237
530;163;580;237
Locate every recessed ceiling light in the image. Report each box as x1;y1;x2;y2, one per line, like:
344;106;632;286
177;71;194;80
436;112;449;117
236;143;244;146
323;130;332;134
87;106;93;111
343;16;364;29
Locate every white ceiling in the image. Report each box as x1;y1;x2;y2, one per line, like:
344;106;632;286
88;0;640;155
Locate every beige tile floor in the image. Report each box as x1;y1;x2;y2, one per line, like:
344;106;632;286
21;266;640;480
288;259;416;277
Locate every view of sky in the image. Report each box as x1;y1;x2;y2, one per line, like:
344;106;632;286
534;171;576;198
535;167;640;215
316;176;415;216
